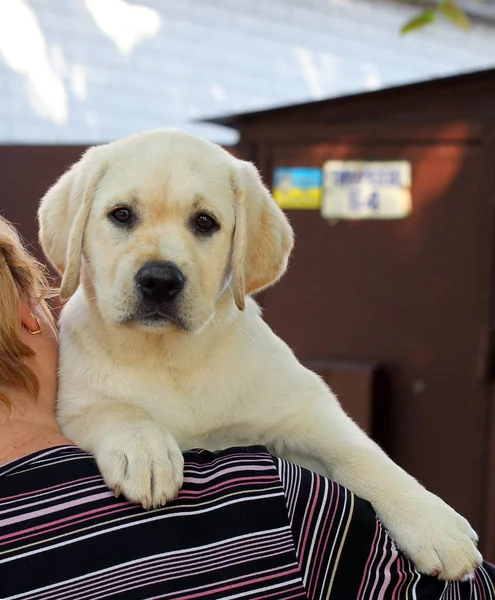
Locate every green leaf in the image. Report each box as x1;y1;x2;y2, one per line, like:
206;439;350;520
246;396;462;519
400;9;437;35
439;0;471;29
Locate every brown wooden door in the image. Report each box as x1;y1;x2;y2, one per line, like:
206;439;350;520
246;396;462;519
259;140;494;556
0;145;89;261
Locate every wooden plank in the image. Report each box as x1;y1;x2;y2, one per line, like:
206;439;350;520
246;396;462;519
239;121;484;145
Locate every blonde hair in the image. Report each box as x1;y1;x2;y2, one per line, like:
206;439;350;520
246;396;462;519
0;215;53;408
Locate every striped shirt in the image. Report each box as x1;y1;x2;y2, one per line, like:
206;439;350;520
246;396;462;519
0;445;493;600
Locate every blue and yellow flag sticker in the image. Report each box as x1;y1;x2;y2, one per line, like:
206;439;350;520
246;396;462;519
273;167;322;210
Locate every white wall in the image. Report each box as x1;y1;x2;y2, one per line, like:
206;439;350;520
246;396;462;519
0;0;494;146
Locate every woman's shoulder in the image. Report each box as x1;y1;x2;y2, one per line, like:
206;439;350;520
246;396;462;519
0;443;277;482
2;444;494;600
0;444;310;600
0;444;285;513
0;444;88;478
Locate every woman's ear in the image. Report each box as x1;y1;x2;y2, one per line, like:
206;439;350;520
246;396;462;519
19;301;39;334
230;159;294;311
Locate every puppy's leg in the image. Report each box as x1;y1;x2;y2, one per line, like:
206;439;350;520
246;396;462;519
268;373;481;580
63;401;184;508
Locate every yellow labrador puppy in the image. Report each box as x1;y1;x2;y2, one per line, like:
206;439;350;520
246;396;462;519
39;129;480;580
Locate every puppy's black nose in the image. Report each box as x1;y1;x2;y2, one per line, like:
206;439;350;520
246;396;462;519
135;261;185;303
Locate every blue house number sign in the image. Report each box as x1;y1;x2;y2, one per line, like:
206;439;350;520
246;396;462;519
321;161;412;220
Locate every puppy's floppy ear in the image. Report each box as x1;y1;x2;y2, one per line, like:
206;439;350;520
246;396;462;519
231;159;294;311
38;146;106;300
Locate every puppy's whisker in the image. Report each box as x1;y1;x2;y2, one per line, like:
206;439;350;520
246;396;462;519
212;315;220;334
80;292;99;302
215;308;262;350
194;311;216;335
205;286;261;347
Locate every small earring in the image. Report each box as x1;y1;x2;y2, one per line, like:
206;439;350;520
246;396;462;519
26;314;43;335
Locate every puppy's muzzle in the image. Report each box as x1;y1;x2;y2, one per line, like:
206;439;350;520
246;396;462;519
135;261;185;305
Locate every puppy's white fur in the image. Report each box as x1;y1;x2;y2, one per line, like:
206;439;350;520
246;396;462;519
39;129;481;581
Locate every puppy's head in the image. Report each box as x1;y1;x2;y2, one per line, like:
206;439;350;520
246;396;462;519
38;129;293;332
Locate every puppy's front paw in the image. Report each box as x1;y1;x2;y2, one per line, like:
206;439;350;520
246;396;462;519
378;492;482;580
95;423;184;509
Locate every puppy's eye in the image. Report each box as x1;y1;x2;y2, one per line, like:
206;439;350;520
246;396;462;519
194;213;218;235
109;206;133;225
